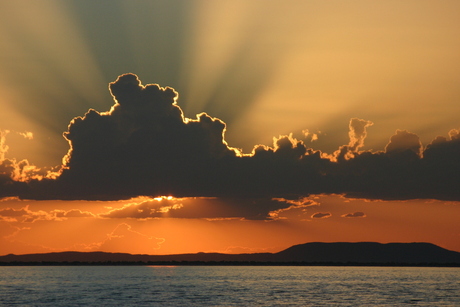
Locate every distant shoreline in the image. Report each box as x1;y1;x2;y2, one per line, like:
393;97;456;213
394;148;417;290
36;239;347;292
1;261;459;267
2;242;459;267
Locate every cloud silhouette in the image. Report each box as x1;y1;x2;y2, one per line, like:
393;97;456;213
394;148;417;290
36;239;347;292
311;212;332;219
53;209;95;219
0;207;28;218
54;73;238;199
385;129;422;157
341;211;366;218
1;73;460;205
0;205;95;223
100;196;296;220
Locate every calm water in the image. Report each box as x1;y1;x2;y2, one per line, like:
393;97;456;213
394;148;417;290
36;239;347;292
0;266;459;306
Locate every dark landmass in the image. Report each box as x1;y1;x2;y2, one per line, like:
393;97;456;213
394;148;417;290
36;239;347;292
1;242;459;266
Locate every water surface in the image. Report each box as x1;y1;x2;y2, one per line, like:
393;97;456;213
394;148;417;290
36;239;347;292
1;266;459;306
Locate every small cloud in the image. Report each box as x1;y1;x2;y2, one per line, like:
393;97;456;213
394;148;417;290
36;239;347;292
0;207;28;217
0;206;48;223
269;198;318;220
311;212;331;219
385;129;422;157
0;129;52;182
348;118;373;152
311;133;318;142
18;131;34;140
302;129;309;138
302;129;320;142
0;130;10;161
0;206;95;223
449;129;460;140
333;118;373;161
0;197;21;202
341;211;366;218
53;209;96;218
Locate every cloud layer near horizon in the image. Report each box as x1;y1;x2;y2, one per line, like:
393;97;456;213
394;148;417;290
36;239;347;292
1;73;460;205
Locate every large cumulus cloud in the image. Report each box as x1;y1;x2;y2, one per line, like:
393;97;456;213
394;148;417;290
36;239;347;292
1;73;460;204
55;73;238;199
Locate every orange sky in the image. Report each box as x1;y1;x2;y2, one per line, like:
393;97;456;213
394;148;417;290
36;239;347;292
1;195;459;255
1;0;460;256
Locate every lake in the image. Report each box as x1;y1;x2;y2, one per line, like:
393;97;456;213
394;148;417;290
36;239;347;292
1;266;459;306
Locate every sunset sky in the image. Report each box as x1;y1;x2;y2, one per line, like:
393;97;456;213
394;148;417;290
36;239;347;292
1;0;459;256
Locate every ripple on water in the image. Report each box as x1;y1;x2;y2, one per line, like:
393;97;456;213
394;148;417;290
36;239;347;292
0;266;459;306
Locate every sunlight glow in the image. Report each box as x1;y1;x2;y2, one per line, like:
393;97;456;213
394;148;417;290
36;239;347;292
1;0;460;257
0;0;107;105
0;0;108;166
181;1;257;113
153;196;174;201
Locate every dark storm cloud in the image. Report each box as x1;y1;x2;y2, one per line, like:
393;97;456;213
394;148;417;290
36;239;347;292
336;128;460;201
54;73;238;199
1;73;460;206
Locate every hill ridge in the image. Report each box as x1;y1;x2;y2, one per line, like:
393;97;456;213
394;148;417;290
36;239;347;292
1;242;459;265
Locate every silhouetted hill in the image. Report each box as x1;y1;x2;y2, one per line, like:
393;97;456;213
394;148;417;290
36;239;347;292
0;251;272;264
1;242;459;266
273;242;460;264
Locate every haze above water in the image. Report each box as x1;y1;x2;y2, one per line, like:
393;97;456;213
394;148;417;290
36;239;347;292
1;266;459;306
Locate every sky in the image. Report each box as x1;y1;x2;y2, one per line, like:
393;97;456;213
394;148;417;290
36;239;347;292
0;0;459;255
